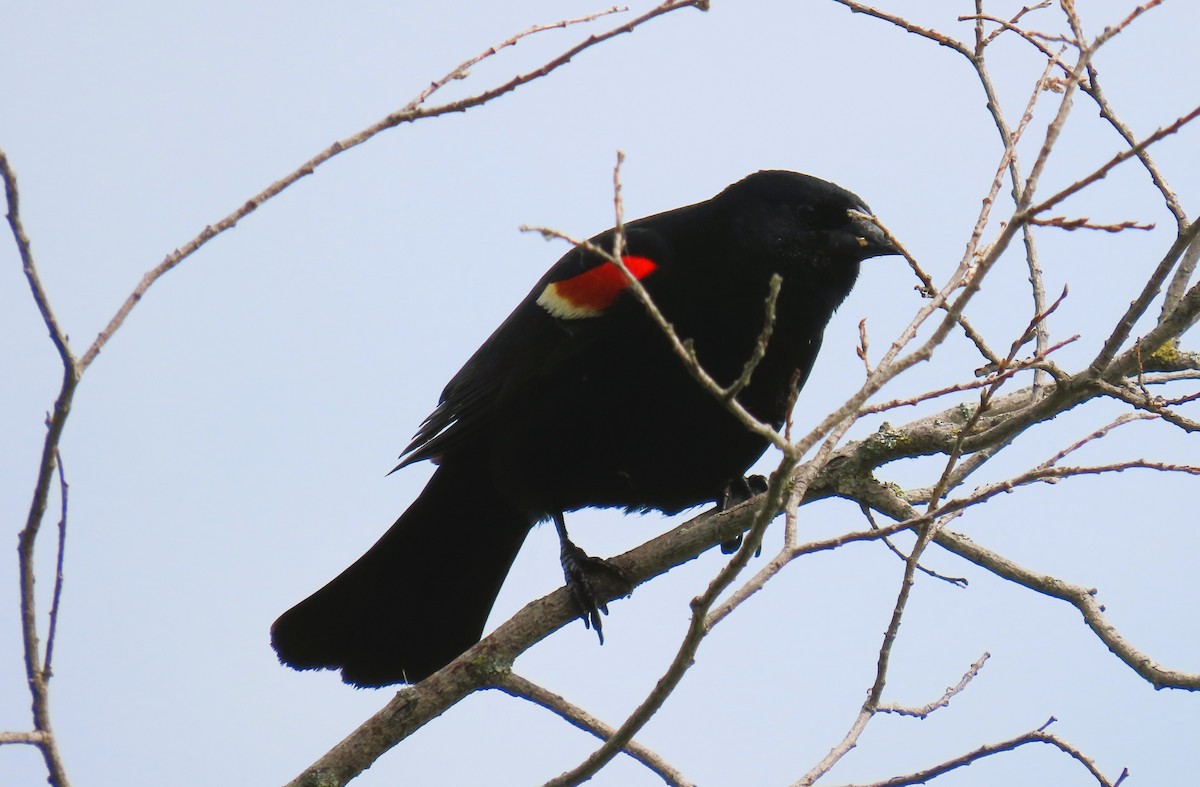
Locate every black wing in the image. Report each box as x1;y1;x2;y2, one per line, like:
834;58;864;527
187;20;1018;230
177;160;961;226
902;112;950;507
393;224;675;470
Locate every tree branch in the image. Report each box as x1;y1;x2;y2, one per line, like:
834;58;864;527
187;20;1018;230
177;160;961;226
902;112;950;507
826;719;1128;787
877;652;990;718
496;673;693;787
75;1;706;374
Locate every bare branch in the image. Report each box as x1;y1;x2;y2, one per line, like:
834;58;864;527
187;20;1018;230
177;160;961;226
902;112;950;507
724;274;783;401
75;0;706;374
1026;103;1200;221
496;673;693;787
1089;220;1200;377
1034;412;1158;468
544;467;798;787
795;512;949;785
1;150;75;369
408;7;630;107
14;3;1200;784
877;652;990;717
43;452;69;676
0;731;49;746
962;4;1056;54
1047;1;1190;324
1163;235;1200;321
706;506;959;632
968;40;1063;397
1029;215;1155;232
858;350;1056;416
861;505;968;586
837;43;1063;427
285;346;1200;784
1097;379;1200;433
831;0;971;57
285;463;794;786
852;210;1001;367
847;470;1200;694
856;319;873;376
934;461;1200;522
6;146;76;787
826;720;1127;787
1141;369;1200;384
922;287;1072;513
934;527;1200;690
7;8;712;787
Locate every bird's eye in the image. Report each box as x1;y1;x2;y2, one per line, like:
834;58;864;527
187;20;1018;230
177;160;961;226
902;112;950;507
796;203;847;230
794;204;819;226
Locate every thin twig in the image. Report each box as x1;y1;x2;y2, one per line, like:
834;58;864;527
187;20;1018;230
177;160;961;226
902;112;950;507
849;477;1200;692
1034;412;1157;469
856;319;873;376
6;8;711;787
852;211;1000;367
832;0;971;57
725;274;783;401
44;452;69;676
861;505;967;587
965;3;1056;53
1088;219;1200;377
1098;379;1200;433
877;652;990;717
3;148;75;787
969;41;1061;398
1;151;75;369
76;0;706;374
826;720;1127;787
1030;215;1154;232
1082;67;1185;230
935;521;1200;693
543;461;799;787
1026;103;1200;222
496;673;693;787
861;334;1075;416
1163;235;1200;322
795;510;948;785
0;731;49;746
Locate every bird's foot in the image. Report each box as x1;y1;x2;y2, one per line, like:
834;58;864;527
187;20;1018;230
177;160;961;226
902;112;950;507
717;474;769;554
553;513;632;644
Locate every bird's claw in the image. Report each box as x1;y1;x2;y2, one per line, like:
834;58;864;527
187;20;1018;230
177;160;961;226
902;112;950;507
718;474;769;554
559;539;632;644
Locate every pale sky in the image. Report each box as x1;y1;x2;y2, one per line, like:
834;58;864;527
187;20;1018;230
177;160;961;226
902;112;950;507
3;2;1198;785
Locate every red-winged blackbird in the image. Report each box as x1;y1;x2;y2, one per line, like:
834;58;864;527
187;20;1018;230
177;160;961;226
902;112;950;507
271;170;898;687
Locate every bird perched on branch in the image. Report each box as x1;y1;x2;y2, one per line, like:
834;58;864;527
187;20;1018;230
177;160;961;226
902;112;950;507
271;170;898;687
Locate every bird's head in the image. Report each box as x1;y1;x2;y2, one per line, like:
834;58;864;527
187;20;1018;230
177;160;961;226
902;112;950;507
717;170;900;274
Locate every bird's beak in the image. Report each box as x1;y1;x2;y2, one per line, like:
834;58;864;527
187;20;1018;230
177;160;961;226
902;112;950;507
848;210;901;260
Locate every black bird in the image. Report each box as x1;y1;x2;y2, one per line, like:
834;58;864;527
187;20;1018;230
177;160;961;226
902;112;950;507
271;170;898;686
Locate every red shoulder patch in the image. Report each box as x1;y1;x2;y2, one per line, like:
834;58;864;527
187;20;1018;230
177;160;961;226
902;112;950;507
536;256;658;319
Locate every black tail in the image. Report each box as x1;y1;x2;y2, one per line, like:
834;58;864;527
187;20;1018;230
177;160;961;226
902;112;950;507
271;455;532;687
